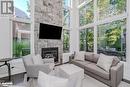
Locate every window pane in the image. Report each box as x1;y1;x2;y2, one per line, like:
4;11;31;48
14;0;30;18
13;21;31;57
86;28;94;52
97;19;126;61
79;1;94;26
64;8;69;16
97;0;126;20
80;27;94;52
80;29;86;51
63;0;70;29
63;9;70;28
64;0;71;8
79;0;86;5
63;30;70;53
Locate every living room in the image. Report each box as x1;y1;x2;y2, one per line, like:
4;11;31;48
0;0;130;87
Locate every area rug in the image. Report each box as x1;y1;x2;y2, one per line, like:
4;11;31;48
25;75;130;87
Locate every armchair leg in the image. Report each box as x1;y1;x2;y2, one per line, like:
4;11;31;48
27;77;30;81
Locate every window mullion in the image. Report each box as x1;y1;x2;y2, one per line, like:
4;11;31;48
97;13;127;25
94;0;97;53
79;23;94;30
78;0;93;9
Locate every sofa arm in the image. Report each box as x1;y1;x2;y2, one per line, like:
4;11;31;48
110;62;124;87
26;64;51;78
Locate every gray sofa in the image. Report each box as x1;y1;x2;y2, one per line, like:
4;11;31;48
70;53;124;87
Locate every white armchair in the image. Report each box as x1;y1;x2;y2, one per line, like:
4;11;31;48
22;55;54;79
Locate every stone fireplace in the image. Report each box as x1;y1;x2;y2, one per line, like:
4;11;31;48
34;0;63;62
41;47;58;62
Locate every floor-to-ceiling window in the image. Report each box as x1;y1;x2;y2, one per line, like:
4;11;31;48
97;19;126;61
79;0;94;52
78;0;127;61
13;0;31;57
63;0;71;53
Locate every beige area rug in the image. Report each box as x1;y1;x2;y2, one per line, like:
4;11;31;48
83;75;130;87
24;75;130;87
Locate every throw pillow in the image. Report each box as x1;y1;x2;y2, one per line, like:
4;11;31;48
75;51;85;61
93;54;100;63
112;56;120;66
38;71;68;87
62;53;72;63
96;53;114;72
32;54;43;65
85;53;99;63
85;54;93;62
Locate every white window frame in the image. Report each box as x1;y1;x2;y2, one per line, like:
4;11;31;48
11;0;31;57
78;0;127;54
11;18;31;57
63;0;72;53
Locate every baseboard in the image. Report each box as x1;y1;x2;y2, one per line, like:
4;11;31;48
123;79;130;84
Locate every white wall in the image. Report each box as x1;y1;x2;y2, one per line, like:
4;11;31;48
123;0;130;80
70;0;79;53
126;0;130;65
30;0;35;55
0;17;12;59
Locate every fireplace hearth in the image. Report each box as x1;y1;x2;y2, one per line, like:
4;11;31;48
41;47;58;62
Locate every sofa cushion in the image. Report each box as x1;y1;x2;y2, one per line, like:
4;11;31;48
84;63;110;80
93;54;100;63
71;60;91;69
112;56;120;66
74;51;85;61
85;54;93;62
85;54;99;63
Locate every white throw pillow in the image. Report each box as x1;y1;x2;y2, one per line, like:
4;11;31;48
74;51;85;61
62;53;72;63
32;54;43;65
38;71;68;87
96;53;114;72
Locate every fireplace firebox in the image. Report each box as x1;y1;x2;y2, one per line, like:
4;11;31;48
41;47;58;62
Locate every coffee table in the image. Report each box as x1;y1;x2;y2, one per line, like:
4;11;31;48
58;64;84;87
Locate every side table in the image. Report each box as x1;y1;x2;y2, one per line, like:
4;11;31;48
0;58;12;81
